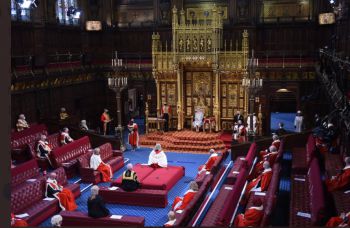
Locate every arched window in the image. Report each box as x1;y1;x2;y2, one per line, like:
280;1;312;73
56;0;80;25
11;0;32;21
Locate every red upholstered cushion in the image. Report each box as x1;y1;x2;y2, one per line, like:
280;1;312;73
21;198;59;226
111;164;154;187
306;135;316;166
245;143;257;169
141;166;185;190
11;180;44;213
60;211;145;227
292;147;307;174
105;156;124;172
226;158;247;185
11;124;47;149
98;143;113;161
11;159;41;187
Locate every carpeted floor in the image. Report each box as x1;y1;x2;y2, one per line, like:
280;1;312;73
39;147;214;227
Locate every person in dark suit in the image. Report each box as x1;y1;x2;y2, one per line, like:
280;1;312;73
87;185;110;218
233;110;244;124
275;122;287;136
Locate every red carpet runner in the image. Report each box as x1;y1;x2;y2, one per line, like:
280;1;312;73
139;130;227;154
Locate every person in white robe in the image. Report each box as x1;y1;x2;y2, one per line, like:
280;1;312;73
148;143;168;168
294;110;303;133
90;148;113;182
193;107;204;132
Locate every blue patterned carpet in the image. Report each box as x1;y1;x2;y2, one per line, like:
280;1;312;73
40;147;213;227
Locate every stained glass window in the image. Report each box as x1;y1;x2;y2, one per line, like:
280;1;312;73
56;0;80;25
11;0;31;21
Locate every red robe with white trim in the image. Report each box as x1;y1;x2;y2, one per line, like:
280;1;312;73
161;105;171;115
234;205;264;227
326;166;350;192
245;168;273;199
46;179;77;211
164;219;176;227
198;153;219;174
60;132;73;145
172;189;197;211
90;154;113;182
128;123;139;147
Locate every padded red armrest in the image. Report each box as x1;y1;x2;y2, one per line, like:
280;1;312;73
112;150;123;157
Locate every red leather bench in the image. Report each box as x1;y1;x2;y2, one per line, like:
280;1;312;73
290;157;325;226
99;187;167;207
27;133;61;170
11;124;48;162
60;211;145;227
174;174;213;226
141;166;185;190
292;135;316;175
111;164;185;191
111;164;155;187
11;159;42;188
49;136;91;178
201;168;248;226
11;179;60;226
226;143;257;185
77;143;124;184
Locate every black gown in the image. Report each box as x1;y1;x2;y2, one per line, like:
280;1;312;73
87;195;110;218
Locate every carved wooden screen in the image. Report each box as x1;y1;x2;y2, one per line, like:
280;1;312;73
220;81;245;118
160;82;177;116
184;71;214;118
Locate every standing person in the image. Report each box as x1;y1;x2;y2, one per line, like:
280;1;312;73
87;185;110;218
45;172;77;211
161;102;171;132
233;110;244;125
127;118;139;151
246;113;257;135
171;181;198;212
16;114;29;132
275;122;287;136
100;109;112;135
128;99;134;122
121;163;140;192
60;127;74;145
148;143;168;168
294;110;303;133
90;148;113;182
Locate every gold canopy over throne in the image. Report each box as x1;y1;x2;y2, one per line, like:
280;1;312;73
152;5;249;131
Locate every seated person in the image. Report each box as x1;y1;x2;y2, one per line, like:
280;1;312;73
259;135;280;158
121;163;140;192
234;198;264;227
90;148;113;182
172;181;198;212
326;212;350;227
60;127;74;145
11;213;28;227
16;114;29;132
59;107;69;120
148;143;168;168
164;211;177;227
275;122;287;136
233;120;246;141
87;185;110;218
36;134;52;159
51;215;63;227
243;161;272;202
326;157;350;192
46;172;77;211
193;107;204;132
252;145;278;178
79;119;89;131
198;149;220;175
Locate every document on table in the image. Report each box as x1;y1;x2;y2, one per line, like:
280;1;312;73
108;186;119;191
26;179;36;182
255;192;266;196
224;186;233;190
239;158;246;161
110;215;123;219
43;197;55;201
15;213;29;218
296;212;311;218
232;171;239;174
176;210;183;214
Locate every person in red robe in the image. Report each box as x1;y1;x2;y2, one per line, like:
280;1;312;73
197;149;220;176
60;127;74;145
11;213;28;227
161;103;171;132
234;198;264;227
172;181;198;212
100;109;112;135
326;157;350;192
259;134;280;158
250;145;278;179
326;212;350;227
128;119;139;151
46;172;77;211
90;148;113;182
164;211;177;227
243;161;272;202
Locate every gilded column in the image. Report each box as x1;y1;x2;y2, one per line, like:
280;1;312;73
176;64;183;130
